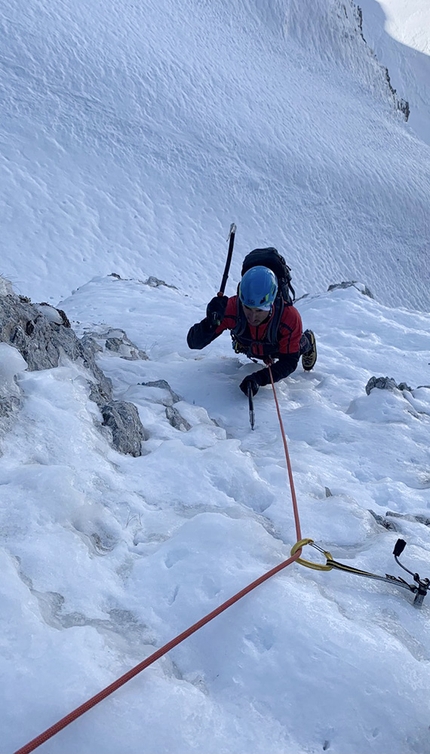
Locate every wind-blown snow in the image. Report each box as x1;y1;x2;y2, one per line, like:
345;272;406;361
1;1;430;753
1;0;429;308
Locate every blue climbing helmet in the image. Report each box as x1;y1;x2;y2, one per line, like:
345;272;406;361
239;266;278;310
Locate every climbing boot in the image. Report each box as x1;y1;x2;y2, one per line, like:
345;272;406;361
301;330;317;371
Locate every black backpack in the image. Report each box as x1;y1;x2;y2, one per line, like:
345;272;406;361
241;247;295;305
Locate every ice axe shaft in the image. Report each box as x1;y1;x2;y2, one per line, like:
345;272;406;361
218;223;236;296
247;384;255;430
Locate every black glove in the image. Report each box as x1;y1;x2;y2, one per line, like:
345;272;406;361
206;295;228;328
239;374;260;397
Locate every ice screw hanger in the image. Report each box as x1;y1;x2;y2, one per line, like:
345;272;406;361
393;538;430;608
291;538;430;608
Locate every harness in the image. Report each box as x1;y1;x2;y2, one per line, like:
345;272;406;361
231;296;285;359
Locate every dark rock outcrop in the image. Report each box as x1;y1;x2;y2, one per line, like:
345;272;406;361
327;281;374;298
165;405;192;432
0;279;147;456
365;376;412;395
101;401;148;457
95;328;148;361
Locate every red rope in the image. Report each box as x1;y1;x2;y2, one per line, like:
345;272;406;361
269;366;302;542
14;376;303;754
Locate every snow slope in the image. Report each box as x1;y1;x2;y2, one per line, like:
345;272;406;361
3;276;430;754
1;0;429;309
360;0;430;146
1;0;430;752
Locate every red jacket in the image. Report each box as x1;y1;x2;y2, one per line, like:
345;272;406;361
187;295;303;386
215;295;302;357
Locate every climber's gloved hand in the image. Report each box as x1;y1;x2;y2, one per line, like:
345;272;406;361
206;295;228;329
239;374;260;397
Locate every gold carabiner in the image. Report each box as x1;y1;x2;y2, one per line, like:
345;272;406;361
291;538;334;571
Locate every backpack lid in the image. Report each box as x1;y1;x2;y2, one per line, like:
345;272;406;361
241;248;295;304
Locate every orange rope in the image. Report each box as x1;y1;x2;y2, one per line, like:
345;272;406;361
268;366;302;542
14;376;303;754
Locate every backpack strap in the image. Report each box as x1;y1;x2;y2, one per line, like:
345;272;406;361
266;296;284;343
280;279;295;305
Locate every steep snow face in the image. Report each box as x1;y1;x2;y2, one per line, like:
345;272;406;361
282;0;399;95
360;0;430;146
0;0;429;310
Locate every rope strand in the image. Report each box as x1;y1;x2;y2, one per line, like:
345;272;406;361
269;366;302;542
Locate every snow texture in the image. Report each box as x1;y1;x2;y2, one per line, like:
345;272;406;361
1;1;430;753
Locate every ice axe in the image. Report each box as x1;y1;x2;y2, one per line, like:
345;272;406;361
247;383;255;430
218;223;236;296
